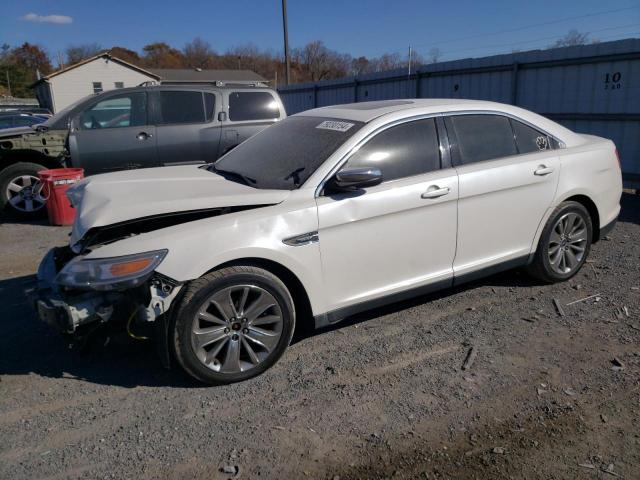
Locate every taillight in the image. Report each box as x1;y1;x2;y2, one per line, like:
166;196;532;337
614;147;621;169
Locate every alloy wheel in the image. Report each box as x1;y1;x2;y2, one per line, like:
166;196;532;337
190;284;284;373
548;212;588;274
5;175;46;213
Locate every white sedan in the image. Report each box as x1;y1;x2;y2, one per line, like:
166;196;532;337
36;99;622;384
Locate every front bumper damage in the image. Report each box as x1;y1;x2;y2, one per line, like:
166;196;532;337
33;247;182;365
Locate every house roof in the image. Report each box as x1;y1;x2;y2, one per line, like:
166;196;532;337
30;53;160;87
149;68;267;84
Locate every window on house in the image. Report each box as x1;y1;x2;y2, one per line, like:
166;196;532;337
92;82;103;93
114;82;124;89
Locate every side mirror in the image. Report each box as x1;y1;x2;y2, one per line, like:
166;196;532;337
326;167;383;192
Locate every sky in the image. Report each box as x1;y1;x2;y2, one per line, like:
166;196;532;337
1;0;639;64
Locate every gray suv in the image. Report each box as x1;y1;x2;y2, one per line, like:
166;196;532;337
0;84;286;216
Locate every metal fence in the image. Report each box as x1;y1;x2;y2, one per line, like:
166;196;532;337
278;38;640;186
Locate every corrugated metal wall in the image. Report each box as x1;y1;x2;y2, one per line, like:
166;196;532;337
278;39;640;185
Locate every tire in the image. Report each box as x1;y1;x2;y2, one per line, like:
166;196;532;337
171;266;296;385
0;162;48;218
527;201;593;283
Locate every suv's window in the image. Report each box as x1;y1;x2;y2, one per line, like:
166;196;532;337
446;114;517;164
344;118;440;182
228;92;280;121
80;93;147;129
158;91;208;125
510;118;554;153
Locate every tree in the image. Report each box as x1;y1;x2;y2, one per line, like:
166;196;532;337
183;37;217;69
107;46;141;65
351;56;372;76
66;43;103;65
293;41;350;82
0;43;52;97
427;47;442;64
553;30;590;47
141;42;185;68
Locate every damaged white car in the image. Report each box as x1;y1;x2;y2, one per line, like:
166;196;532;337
35;99;622;384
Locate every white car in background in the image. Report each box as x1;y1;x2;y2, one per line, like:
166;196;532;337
35;99;622;384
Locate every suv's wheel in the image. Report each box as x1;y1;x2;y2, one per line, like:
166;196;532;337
171;266;296;385
0;162;48;218
527;201;593;283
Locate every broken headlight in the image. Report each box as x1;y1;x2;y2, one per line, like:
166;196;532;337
55;250;168;291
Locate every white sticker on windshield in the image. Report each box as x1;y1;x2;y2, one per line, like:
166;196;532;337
316;120;354;132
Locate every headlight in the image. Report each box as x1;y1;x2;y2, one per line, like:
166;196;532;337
55;249;168;291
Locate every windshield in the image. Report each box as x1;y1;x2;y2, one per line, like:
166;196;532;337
41;93;96;129
211;116;364;190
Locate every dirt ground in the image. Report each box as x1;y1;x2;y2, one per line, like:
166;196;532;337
1;194;639;480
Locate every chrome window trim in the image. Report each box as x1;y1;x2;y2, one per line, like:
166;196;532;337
314;109;566;198
441;110;566;148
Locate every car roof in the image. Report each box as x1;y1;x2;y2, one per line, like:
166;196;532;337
294;98;584;145
294;99;505;123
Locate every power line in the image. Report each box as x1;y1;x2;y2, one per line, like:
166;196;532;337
409;4;640;50
364;4;639;58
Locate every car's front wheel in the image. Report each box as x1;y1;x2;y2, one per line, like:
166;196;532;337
0;162;48;218
527;200;593;283
171;266;296;385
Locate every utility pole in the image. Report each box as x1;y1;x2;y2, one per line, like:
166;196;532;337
281;0;291;85
6;71;11;97
408;45;412;78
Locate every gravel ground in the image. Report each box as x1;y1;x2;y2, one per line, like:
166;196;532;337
1;194;639;480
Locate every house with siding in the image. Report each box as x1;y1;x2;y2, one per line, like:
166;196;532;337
31;53;268;113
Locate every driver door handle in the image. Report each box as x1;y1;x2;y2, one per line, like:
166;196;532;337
136;132;153;141
534;165;554;176
421;186;450;199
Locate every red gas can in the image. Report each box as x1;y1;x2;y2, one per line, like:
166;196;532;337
38;168;84;226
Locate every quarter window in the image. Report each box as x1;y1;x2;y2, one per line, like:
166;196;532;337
510;118;553;153
229;92;280;121
158;91;208;125
80;93;147;129
344;118;441;182
446;114;517;165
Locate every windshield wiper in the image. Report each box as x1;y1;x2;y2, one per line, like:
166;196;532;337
210;165;256;187
284;167;305;187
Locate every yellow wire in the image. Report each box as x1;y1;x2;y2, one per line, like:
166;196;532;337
126;308;149;341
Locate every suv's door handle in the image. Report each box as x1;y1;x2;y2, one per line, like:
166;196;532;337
136;132;152;141
421;186;450;199
534;165;554;176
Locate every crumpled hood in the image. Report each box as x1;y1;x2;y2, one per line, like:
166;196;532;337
68;165;290;245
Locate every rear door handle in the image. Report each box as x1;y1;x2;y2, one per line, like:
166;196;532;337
136;132;153;141
534;165;554;176
421;186;450;199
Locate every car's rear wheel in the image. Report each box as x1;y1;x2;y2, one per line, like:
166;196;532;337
527;201;592;283
0;162;48;218
171;266;295;385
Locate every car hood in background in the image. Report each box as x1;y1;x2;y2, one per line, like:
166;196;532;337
68;165;291;245
0;126;37;137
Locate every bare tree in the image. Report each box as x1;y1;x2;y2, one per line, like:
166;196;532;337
427;47;442;64
293;41;350;82
552;30;590;47
183;38;217;69
66;43;103;65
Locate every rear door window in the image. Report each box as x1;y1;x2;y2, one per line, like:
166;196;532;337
228;92;280;121
80;93;147;129
344;118;441;182
510;118;554;153
158;91;208;125
446;114;517;165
